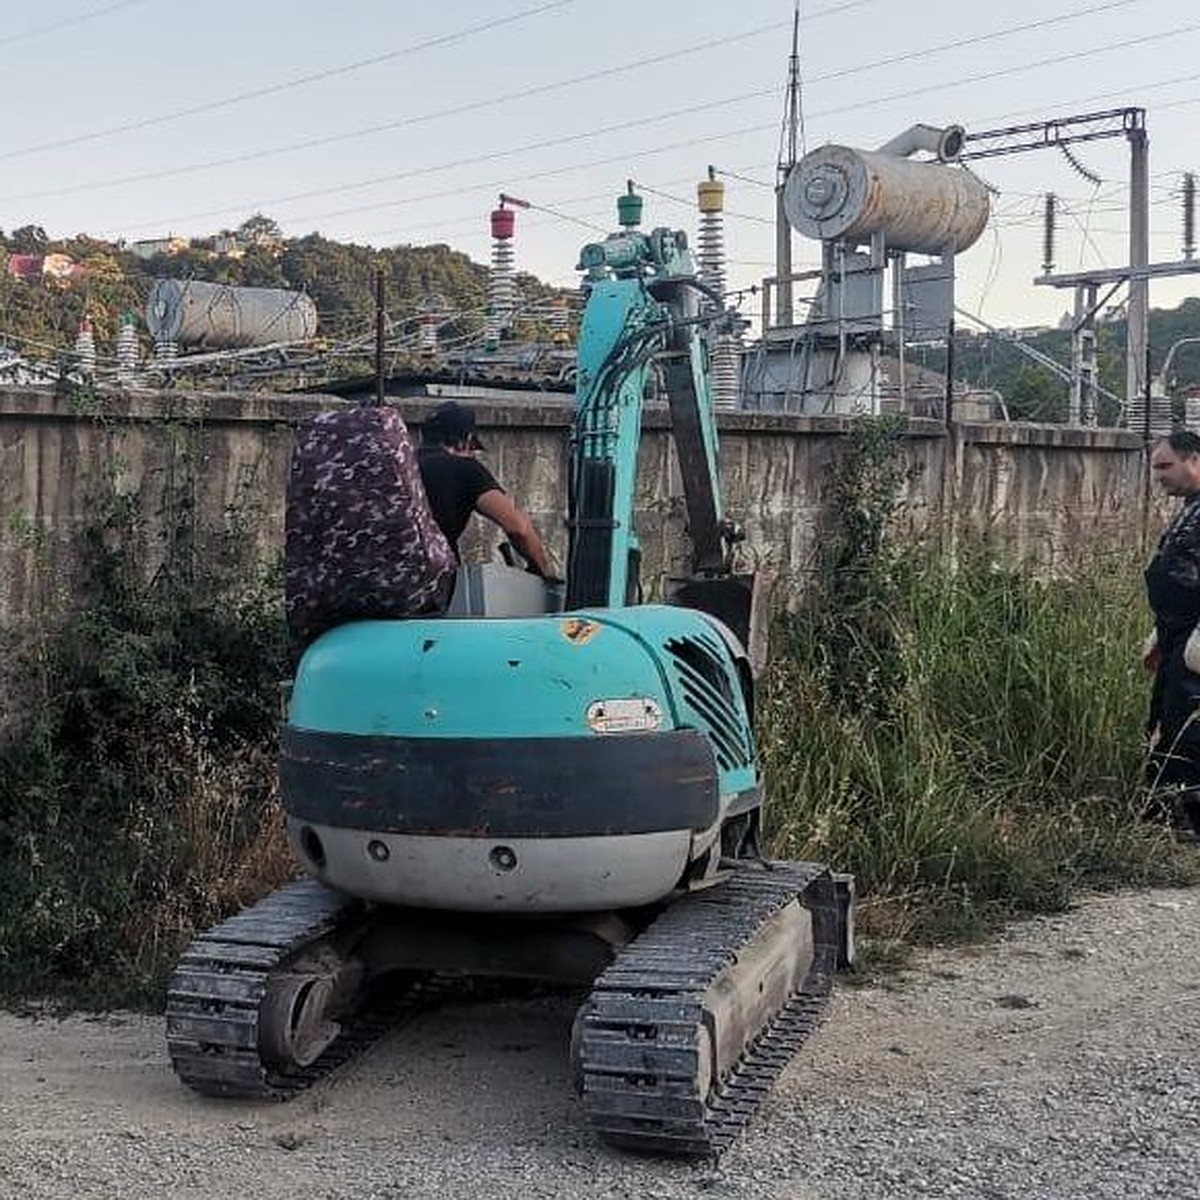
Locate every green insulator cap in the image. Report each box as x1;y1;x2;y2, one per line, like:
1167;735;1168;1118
617;183;643;229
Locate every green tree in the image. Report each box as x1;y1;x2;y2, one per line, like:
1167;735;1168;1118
1006;365;1067;422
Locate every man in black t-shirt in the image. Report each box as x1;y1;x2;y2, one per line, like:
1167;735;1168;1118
417;401;553;577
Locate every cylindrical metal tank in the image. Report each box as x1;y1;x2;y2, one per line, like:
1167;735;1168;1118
784;144;990;254
145;279;318;350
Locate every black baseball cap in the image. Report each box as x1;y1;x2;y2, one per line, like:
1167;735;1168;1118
423;400;486;450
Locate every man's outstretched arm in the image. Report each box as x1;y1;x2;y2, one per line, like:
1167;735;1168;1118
475;490;553;577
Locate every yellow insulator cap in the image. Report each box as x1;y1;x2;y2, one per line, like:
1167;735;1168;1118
697;178;725;213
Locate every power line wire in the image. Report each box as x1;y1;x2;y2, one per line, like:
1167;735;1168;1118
112;17;1199;238
522;200;609;235
0;0;143;48
0;19;792;204
6;0;889;206
109;104;781;235
965;70;1200;136
804;19;1200;128
713;168;773;190
630;180;772;225
0;0;578;163
5;0;1153;208
808;0;1151;88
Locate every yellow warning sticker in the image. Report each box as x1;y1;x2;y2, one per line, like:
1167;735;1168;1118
560;617;602;646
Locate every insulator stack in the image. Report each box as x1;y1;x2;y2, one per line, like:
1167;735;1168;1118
116;313;138;384
485;203;517;350
422;314;441;355
697;168;727;309
1185;394;1200;433
73;317;96;378
417;295;445;357
549;296;571;346
154;338;178;363
1042;193;1057;275
709;336;742;411
418;313;439;356
697;168;741;409
1125;393;1173;440
1184;173;1196;261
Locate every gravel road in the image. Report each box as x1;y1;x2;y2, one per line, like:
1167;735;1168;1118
1;886;1197;1200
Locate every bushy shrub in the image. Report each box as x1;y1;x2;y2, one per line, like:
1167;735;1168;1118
760;420;1197;948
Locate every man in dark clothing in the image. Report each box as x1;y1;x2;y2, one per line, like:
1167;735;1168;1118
1144;430;1200;837
418;401;553;577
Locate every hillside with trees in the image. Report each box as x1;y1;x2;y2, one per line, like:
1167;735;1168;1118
923;297;1200;423
0;214;562;362
3;213;1199;419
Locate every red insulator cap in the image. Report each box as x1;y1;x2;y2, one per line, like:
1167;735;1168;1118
490;207;516;240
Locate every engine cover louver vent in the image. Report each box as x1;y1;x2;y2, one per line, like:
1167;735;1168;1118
662;632;753;774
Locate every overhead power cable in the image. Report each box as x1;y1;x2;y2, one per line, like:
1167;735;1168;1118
2;0;886;206
809;0;1150;88
969;69;1200;132
0;0;578;163
804;19;1200;127
109;106;780;235
113;15;1198;240
522;201;609;236
7;0;1153;209
0;20;793;204
0;0;143;48
713;168;774;190
631;180;772;225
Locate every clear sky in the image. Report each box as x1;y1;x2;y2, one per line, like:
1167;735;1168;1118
3;0;1198;330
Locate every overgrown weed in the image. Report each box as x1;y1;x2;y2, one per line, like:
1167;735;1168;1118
761;419;1199;960
0;434;295;1005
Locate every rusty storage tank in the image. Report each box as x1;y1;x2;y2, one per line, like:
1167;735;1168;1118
783;144;990;254
146;279;318;350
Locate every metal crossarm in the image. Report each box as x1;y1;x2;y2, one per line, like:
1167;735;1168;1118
961;107;1145;161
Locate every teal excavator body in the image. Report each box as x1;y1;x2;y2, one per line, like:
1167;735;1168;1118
166;191;853;1158
282;202;766;913
284;603;758;912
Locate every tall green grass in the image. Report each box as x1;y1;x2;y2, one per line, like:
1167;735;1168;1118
760;544;1198;946
0;459;296;1003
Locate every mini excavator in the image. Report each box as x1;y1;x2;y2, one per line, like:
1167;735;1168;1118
165;189;854;1157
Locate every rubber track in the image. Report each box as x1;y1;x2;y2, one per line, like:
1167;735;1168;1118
166;879;431;1100
577;860;838;1157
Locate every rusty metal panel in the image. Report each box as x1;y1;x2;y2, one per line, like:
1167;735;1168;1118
902;259;955;341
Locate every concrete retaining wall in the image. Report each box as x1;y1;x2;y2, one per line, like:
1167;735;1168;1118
0;386;1152;637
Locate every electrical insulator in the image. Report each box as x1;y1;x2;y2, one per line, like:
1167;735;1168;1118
696;167;740;409
116;313;139;385
73;317;96;379
1042;193;1056;275
697;167;727;310
1184;173;1196;262
485;200;519;350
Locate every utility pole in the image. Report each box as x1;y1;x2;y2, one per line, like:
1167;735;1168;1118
374;269;386;407
774;3;801;328
1127;124;1150;407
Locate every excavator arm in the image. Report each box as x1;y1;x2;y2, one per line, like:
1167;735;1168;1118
565;214;737;613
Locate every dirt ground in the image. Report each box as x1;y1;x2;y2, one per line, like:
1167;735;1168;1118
1;886;1197;1200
